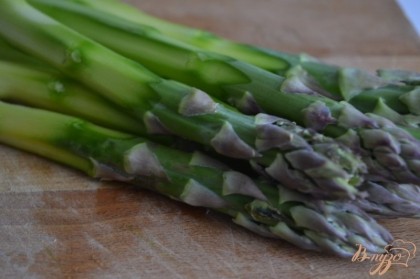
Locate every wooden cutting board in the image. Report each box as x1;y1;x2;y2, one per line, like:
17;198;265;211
1;0;419;278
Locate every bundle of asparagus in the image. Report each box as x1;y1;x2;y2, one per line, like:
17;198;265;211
14;0;420;211
0;101;393;257
0;0;418;257
22;0;420;188
60;0;420;130
1;56;418;217
0;0;367;201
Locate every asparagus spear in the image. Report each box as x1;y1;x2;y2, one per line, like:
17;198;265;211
0;36;52;72
0;100;394;257
65;0;420;129
0;60;144;135
354;181;420;218
0;0;367;200
1;58;417;218
24;0;420;185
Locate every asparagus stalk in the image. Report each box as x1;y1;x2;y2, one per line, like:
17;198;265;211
0;60;144;135
0;36;140;134
1;58;417;218
0;100;394;257
66;0;420;129
0;36;52;72
24;0;420;186
0;0;368;200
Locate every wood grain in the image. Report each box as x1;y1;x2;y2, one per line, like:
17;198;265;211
125;0;420;57
1;0;419;278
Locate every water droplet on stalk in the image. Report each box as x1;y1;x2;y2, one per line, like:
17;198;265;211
70;50;82;64
48;80;66;95
53;81;65;93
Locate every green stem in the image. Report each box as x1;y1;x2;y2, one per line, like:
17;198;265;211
28;0;335;124
68;0;419;125
0;100;394;257
0;0;253;148
0;0;367;199
0;60;143;134
23;0;420;185
0;60;363;200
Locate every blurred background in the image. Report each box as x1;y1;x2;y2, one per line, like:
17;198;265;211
398;0;420;36
128;0;420;57
128;0;420;71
